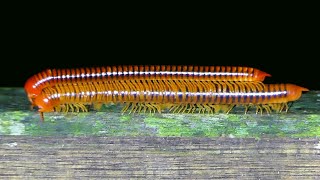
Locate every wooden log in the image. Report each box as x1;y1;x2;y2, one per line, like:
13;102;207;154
0;136;319;179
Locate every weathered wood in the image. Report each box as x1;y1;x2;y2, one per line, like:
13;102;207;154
0;136;319;179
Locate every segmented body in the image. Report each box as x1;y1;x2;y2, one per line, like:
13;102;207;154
34;80;308;119
24;65;271;104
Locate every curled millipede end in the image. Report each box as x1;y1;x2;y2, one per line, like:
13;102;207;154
264;72;272;77
286;84;309;102
255;70;272;82
291;84;309;92
300;87;309;92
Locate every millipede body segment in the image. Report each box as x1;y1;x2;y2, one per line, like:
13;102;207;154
24;65;271;105
34;80;308;119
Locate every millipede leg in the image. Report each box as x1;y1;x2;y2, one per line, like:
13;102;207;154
226;105;235;114
75;104;80;112
210;105;219;113
153;104;161;113
255;106;259;114
206;104;214;113
64;104;69;113
79;104;88;112
263;105;271;114
191;104;197;113
168;105;176;112
72;104;78;113
128;103;136;114
39;112;44;122
150;104;157;113
69;104;74;113
199;104;205;114
142;103;148;113
202;104;212;113
59;105;65;112
156;104;162;113
284;103;289;112
181;104;188;113
255;105;263;114
177;105;185;113
55;106;62;112
131;103;138;114
133;103;141;114
121;103;131;113
145;103;152;113
172;105;181;113
60;104;66;114
256;82;264;91
244;105;250;114
186;104;193;113
201;104;208;114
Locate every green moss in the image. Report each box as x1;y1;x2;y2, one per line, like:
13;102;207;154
227;114;241;122
25;119;105;136
234;127;249;137
290;115;320;137
1;101;318;138
144;115;252;137
0;120;25;135
144;117;194;137
307;114;320;121
143;113;320;138
0;111;28;135
0;120;11;126
0;111;29;121
120;115;131;122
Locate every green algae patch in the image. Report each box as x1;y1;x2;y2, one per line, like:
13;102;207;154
144;114;250;137
0;120;25;135
0;111;29;135
2;110;319;138
24;113;156;136
0;111;29;121
144;117;194;137
290;114;320;138
25;119;104;136
120;115;131;122
144;113;320;138
100;115;152;136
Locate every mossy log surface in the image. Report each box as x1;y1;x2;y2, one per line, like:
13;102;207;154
0;88;319;179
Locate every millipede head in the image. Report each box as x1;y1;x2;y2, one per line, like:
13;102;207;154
24;69;52;104
34;94;56;113
24;76;41;104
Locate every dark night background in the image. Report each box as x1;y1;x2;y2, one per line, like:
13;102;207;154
2;8;319;91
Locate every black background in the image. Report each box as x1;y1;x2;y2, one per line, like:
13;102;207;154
2;8;319;90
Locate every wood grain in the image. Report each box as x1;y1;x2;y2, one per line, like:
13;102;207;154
1;136;319;179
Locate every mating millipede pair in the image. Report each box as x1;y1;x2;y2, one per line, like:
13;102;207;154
24;65;308;120
24;65;271;106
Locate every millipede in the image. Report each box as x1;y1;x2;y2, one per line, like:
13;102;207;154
24;65;271;106
33;79;308;120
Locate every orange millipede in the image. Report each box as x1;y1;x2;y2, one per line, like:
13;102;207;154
34;80;308;119
24;65;271;105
